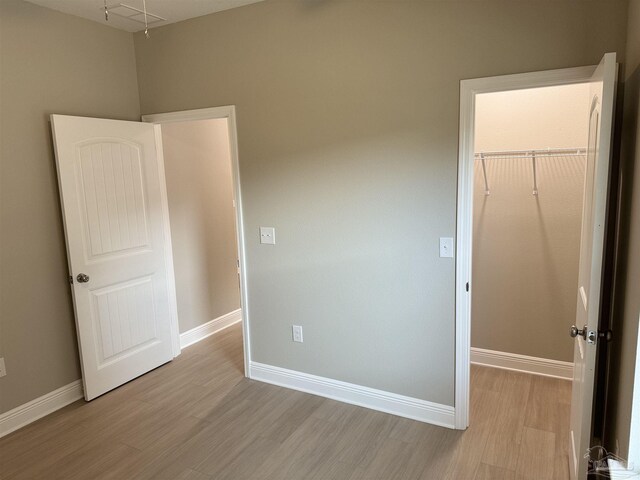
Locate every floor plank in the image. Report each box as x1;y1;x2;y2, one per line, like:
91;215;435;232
524;375;571;433
515;427;557;480
481;370;532;471
474;463;517;480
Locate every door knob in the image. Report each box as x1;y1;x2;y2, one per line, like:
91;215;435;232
570;325;586;339
76;273;90;283
571;325;598;344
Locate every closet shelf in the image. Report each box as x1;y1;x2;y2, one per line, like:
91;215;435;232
473;148;586;196
474;147;586;160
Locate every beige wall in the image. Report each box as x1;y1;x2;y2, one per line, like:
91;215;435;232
472;86;589;362
471;155;585;362
606;0;640;460
161;119;240;333
0;0;140;413
475;84;590;152
134;0;628;406
1;0;635;423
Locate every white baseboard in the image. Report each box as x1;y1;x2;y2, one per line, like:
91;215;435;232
249;361;455;429
0;380;83;438
471;347;573;380
180;309;242;349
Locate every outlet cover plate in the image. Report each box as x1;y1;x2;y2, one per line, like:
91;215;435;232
260;227;276;245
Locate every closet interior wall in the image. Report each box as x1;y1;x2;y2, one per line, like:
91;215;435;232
471;85;590;364
160;119;241;334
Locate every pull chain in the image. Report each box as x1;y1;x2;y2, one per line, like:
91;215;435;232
143;0;150;38
104;0;109;21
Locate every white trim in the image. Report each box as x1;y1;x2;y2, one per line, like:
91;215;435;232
455;65;597;430
249;362;455;429
142;106;252;378
571;430;578;475
470;347;574;380
152;125;181;358
180;309;242;349
0;380;83;438
143;106;235;124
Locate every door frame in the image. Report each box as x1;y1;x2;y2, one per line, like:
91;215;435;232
454;65;597;429
142;106;251;376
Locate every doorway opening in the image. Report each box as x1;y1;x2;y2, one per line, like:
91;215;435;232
454;55;618;480
143;107;250;375
471;84;589;373
471;83;589;479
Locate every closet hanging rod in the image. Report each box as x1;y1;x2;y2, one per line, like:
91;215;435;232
473;148;586;197
474;147;586;159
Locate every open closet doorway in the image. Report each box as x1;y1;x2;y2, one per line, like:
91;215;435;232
455;54;618;480
143;107;250;376
470;84;589;479
472;84;589;374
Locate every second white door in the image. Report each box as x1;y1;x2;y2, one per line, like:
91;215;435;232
51;115;177;401
569;52;617;480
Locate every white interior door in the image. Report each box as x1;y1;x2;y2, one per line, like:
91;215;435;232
569;52;617;480
51;115;177;401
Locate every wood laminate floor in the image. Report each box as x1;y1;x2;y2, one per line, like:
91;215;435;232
0;324;572;479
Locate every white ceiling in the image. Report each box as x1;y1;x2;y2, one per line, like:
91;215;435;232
25;0;266;32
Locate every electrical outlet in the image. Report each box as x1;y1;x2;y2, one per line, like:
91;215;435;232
260;227;276;245
0;358;6;378
292;325;303;343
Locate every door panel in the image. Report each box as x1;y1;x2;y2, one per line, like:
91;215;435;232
92;277;157;365
76;141;150;257
51;115;175;401
569;52;617;480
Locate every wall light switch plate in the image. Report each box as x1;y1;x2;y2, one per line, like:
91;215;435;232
260;227;276;245
440;237;454;258
0;358;6;378
292;325;303;343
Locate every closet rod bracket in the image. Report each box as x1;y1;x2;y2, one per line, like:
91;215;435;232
480;153;490;196
531;151;538;196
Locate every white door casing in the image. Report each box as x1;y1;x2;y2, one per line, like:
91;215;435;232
456;56;618;479
455;63;598;430
141;105;252;378
569;52;618;480
51;115;178;401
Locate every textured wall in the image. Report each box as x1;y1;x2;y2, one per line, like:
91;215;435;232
134;0;627;405
161;119;240;333
0;0;140;413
